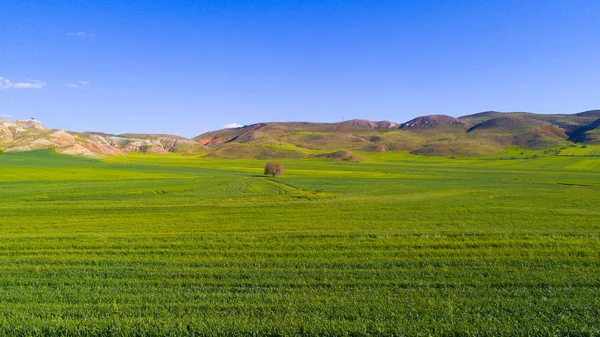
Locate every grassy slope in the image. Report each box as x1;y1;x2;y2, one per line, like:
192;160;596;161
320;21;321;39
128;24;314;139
195;111;600;158
0;149;599;335
194;112;594;158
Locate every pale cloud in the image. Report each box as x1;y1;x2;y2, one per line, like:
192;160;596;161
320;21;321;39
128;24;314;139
0;77;46;89
0;76;10;89
69;31;94;39
67;81;90;88
224;123;242;129
0;114;12;118
12;80;46;89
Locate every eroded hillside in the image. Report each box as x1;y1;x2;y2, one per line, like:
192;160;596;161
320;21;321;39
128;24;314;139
0;119;202;157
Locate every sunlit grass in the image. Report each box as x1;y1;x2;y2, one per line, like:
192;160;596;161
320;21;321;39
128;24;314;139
0;149;598;335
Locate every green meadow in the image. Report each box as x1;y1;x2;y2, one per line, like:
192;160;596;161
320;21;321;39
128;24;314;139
0;148;599;336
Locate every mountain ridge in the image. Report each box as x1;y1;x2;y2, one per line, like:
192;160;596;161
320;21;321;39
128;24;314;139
1;110;599;158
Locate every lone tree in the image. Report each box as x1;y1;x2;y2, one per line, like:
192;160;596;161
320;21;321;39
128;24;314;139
264;162;284;177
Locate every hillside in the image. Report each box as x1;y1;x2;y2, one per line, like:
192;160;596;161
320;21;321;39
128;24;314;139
2;110;600;158
0;118;203;157
194;110;598;157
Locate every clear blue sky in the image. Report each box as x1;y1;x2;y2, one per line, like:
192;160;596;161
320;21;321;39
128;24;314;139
1;1;599;137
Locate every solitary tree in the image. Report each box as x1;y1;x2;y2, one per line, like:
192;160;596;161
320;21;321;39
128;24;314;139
264;162;284;177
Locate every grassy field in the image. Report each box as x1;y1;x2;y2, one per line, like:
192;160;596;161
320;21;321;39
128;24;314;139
0;148;599;336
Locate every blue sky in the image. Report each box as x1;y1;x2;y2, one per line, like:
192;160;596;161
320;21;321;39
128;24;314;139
1;1;599;137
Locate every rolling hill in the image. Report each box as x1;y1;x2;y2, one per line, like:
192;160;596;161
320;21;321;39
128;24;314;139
0;118;203;157
2;110;600;158
194;110;599;157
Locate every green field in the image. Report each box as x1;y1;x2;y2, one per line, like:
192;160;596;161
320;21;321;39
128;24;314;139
0;149;599;336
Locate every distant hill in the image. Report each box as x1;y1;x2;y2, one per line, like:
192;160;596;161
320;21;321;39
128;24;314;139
400;115;464;129
0;118;202;158
194;111;598;157
465;116;569;150
2;110;599;158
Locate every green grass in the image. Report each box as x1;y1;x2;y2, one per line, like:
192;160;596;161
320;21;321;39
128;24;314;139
0;149;599;336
